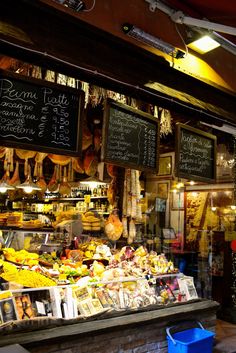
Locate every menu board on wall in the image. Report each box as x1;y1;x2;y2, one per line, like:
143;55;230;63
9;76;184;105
101;99;159;172
175;123;216;182
0;70;84;156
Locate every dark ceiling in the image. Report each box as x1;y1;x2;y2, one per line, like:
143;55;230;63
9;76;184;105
1;0;236;125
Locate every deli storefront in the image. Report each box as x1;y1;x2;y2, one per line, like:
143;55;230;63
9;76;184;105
0;1;236;352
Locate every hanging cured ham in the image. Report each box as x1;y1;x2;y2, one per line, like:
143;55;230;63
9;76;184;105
8;161;22;200
59;167;71;196
72;157;84;174
105;211;123;241
15;150;36;176
107;178;117;206
9;162;20;187
36;164;47;195
48;165;59;192
48;154;70;166
84;148;98;177
106;164;117;178
82;121;93;151
93;128;102;152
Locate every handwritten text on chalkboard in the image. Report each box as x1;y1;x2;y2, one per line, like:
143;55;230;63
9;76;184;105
0;71;83;155
102;100;159;172
176;123;216;182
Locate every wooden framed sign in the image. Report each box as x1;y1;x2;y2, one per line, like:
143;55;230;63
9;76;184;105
175;123;216;182
101;99;159;172
0;70;84;156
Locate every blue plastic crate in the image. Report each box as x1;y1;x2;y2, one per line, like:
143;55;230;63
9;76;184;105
167;327;215;353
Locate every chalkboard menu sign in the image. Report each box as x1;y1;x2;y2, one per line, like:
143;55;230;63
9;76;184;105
175;123;216;182
0;70;84;156
102;99;159;172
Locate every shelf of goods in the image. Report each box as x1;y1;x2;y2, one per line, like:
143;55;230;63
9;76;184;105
0;242;194;333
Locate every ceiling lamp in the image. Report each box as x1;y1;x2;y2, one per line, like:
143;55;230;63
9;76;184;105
0;171;15;193
80;176;107;190
0;180;15;193
122;23;185;58
16;166;41;194
187;35;220;54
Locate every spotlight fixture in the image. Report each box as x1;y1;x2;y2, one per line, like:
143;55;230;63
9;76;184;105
122;23;185;58
145;0;236;56
54;0;85;12
187;35;220;54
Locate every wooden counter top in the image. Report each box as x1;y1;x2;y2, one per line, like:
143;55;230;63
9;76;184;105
0;299;219;348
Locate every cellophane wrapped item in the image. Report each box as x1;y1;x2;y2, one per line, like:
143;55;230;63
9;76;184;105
122;169;142;244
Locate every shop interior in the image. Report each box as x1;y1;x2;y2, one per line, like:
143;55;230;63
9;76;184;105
0;56;235;332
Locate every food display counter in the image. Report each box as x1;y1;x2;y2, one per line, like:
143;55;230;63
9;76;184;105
0;299;218;353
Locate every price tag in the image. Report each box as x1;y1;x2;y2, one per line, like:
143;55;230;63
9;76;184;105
84;195;91;204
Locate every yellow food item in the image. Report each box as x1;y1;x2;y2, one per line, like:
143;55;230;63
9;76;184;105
3;248;39;266
84;250;93;259
0;260;18;282
134;246;147;257
105;213;123;241
1;267;56;288
92;261;105;276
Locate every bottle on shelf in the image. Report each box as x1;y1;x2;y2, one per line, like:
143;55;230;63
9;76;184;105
60;243;67;260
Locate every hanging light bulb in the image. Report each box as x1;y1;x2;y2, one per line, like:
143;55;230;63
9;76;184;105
16;165;41;194
80;175;108;193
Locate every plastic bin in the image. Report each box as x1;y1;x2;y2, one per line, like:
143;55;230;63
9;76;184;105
166;321;215;353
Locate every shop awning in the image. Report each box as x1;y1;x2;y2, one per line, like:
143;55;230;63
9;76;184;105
1;0;236;125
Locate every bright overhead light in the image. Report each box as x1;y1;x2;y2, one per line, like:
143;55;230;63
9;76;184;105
122;23;185;58
0;171;15;193
16;165;41;194
0;180;15;193
145;1;236;56
80;176;107;190
16;180;41;193
187;35;220;54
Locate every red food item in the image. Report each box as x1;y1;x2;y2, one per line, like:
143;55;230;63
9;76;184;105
48;154;70;166
231;240;236;252
83;148;98;176
94;128;102;152
82;122;93;151
72;157;84;174
107;178;117;205
9;161;20;186
106;164;117;178
36;165;47;194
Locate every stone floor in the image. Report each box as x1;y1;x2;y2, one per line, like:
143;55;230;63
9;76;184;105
213;319;236;353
